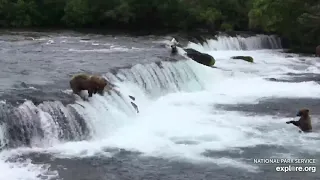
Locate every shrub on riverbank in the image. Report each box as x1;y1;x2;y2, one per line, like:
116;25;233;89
0;0;318;53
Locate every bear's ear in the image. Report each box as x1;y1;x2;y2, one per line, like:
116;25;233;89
299;108;309;116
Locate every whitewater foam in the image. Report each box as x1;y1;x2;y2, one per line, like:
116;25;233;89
1;34;320;175
0;153;58;180
190;34;282;51
68;46;143;53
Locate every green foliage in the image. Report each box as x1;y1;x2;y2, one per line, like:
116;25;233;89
248;0;319;47
40;0;67;26
63;0;92;27
103;0;133;24
1;0;40;27
0;0;318;50
220;23;233;32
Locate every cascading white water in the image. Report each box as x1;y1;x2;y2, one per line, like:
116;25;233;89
46;34;319;168
0;124;7;149
105;60;206;97
189;34;282;51
67;60;208;140
0;59;208;150
1;34;320;179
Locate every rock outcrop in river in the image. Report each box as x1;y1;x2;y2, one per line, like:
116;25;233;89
184;48;215;66
231;56;254;63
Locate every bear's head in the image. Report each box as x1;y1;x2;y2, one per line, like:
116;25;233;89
296;108;310;117
96;76;108;94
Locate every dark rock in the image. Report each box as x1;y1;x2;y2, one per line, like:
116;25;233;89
183;48;215;66
316;45;320;57
267;78;278;81
231;56;254;63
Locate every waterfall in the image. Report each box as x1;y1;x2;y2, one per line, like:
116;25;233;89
191;34;282;51
0;59;206;149
0;33;284;150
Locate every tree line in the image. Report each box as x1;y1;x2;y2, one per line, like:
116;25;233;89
0;0;319;52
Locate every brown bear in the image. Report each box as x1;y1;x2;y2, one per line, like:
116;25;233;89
286;108;312;133
316;45;320;57
69;73;109;100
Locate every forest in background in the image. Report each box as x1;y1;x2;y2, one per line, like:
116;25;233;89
0;0;319;52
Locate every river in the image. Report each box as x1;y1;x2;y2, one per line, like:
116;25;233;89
0;30;319;180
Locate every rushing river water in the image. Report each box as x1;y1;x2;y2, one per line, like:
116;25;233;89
0;30;319;180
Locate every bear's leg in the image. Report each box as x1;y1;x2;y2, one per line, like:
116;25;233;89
291;121;300;127
97;89;105;96
82;96;89;101
72;88;81;96
286;120;300;127
73;90;81;97
88;89;93;97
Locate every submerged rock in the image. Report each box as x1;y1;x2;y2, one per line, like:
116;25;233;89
231;56;254;63
184;48;215;66
266;78;278;81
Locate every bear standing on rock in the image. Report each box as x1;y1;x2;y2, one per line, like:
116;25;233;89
70;73;109;100
286;108;312;133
